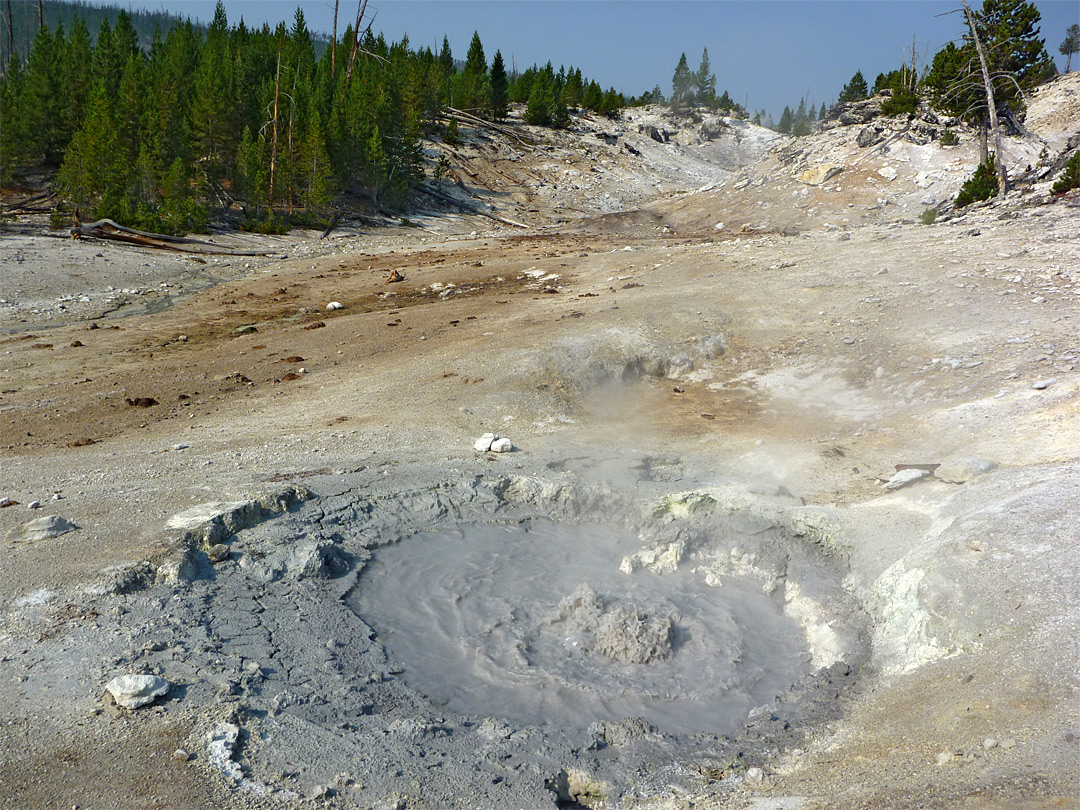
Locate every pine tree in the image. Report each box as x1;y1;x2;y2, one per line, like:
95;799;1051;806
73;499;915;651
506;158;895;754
777;105;793;133
487;49;507;120
695;47;716;105
438;35;453;105
600;87;622;117
525;66;554;125
792;98;810;135
1060;23;1078;72
459;30;486;111
582;79;602;112
838;69;868;103
563;67;584;107
191;2;236;195
671;52;692;105
819;101;827;119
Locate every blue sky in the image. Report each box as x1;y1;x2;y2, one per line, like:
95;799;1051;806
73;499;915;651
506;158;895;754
105;1;1079;118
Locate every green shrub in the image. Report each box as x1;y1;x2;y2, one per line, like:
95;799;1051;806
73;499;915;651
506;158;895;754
956;155;998;208
940;129;959;146
444;119;460;145
1051;152;1080;195
880;89;918;116
920;207;938;225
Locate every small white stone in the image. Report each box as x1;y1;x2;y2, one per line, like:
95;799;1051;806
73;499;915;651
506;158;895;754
882;468;931;490
983;738;999;750
473;433;497;452
104;674;170;709
936;751;954;766
26;500;41;509
744;766;765;783
490;437;514;453
326;301;344;311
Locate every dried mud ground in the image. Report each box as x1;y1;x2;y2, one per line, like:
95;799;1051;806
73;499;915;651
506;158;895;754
2;112;1080;807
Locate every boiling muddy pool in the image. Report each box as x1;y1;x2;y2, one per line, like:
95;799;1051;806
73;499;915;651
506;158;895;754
352;522;812;735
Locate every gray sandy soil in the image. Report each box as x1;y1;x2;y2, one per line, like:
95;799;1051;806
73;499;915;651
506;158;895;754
1;76;1079;809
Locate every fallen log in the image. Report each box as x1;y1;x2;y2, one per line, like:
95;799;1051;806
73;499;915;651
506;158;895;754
70;218;274;256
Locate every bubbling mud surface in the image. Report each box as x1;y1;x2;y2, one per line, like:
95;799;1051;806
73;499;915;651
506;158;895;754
352;521;812;735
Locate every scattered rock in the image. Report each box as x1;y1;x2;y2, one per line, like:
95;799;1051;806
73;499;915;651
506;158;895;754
1031;378;1056;390
935;458;996;484
744;766;765;783
104;674;170;709
172;748;191;762
26;500;41;509
490;437;514;453
233;325;258;335
386;270;404;283
877;166;898;181
983;738;999;750
882;468;931;490
474;433;497;452
326;301;344;311
125;397;158;408
0;497;17;508
857;126;883;148
7;515;78;542
798;164;842;186
303;321;326;330
936;751;956;766
207;723;243;781
207;543;231;563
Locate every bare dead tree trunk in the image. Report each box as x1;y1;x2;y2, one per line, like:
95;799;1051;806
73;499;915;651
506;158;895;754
287;65;298;215
344;0;371;83
268;43;282;211
36;0;43;30
331;0;339;77
963;0;1007;195
2;0;12;70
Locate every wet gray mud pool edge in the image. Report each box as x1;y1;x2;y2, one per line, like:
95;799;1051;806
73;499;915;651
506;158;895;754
10;466;871;809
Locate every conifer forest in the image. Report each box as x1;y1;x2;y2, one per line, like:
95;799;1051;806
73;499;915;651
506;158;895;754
0;2;621;233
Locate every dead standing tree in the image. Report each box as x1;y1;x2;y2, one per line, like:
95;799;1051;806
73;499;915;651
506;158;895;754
962;0;1008;195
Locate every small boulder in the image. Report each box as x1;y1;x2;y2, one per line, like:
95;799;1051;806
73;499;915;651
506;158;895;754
882;468;931;490
935;458;996;484
6;515;78;543
473;433;497;452
104;674;170;709
490;437;514;453
798;164;842;186
326;301;344;311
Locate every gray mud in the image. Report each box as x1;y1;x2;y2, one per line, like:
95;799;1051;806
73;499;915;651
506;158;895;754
46;465;867;808
353;521;812;736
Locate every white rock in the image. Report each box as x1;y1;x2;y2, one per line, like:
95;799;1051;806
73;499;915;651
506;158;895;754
744;766;765;783
1031;377;1056;390
105;674;170;709
6;515;78;543
326;301;344;311
878;166;898;181
882;468;931;490
473;433;497;452
490;437;514;453
713;222;725;230
935;458;996;484
207;723;243;781
26;500;41;509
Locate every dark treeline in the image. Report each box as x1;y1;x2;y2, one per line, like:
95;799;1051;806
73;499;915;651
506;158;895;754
0;3;619;233
0;0;193;65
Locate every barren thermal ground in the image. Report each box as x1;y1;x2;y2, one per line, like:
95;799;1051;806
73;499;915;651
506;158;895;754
2;75;1079;810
